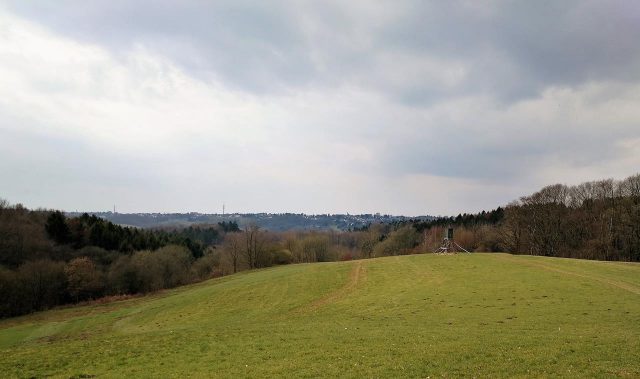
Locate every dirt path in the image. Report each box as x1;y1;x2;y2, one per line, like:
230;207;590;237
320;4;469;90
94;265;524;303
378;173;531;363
496;254;640;295
296;261;366;313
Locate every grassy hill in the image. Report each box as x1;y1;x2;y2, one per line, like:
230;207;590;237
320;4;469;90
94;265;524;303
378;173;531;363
1;253;639;378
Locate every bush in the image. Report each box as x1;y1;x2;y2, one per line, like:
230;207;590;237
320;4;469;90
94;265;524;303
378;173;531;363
154;245;193;287
191;253;219;280
373;226;419;257
299;235;334;262
65;257;105;301
340;251;353;261
75;246;118;266
272;249;293;265
107;255;139;295
107;245;195;295
0;267;17;317
211;269;224;278
16;260;67;314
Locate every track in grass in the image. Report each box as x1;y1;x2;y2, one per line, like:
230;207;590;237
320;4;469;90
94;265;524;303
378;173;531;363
297;260;366;313
1;253;639;378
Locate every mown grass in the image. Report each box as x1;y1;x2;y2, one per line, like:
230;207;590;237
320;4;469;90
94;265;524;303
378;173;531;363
1;253;639;378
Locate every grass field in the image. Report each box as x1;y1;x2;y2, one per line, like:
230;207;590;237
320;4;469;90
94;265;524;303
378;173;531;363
1;253;639;378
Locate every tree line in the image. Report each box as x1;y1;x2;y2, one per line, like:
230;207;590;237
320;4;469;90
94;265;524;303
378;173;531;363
497;174;640;261
411;174;640;261
0;203;233;318
1;173;638;318
0;200;426;317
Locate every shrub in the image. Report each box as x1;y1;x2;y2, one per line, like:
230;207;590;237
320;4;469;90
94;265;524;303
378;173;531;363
272;249;293;265
191;253;218;280
340;251;353;261
154;245;193;287
16;260;67;314
0;267;17;317
299;235;334;262
373;226;419;257
107;255;138;294
65;257;105;301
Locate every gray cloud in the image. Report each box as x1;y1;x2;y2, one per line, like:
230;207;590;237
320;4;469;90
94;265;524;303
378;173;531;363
8;1;640;102
4;1;316;93
376;1;640;101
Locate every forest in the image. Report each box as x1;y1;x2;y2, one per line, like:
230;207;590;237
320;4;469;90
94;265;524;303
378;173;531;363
0;206;226;318
1;173;638;318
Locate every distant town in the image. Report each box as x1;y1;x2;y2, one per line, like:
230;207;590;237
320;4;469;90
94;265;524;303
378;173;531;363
66;211;436;231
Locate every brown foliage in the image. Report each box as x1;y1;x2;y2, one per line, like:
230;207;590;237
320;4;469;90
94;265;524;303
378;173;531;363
65;257;105;301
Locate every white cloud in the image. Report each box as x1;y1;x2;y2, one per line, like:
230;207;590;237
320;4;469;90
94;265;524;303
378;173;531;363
1;5;640;216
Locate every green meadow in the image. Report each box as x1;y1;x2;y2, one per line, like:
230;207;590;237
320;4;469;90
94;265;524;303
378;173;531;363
1;253;639;378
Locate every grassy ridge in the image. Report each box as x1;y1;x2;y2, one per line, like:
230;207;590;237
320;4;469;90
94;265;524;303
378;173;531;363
1;253;639;377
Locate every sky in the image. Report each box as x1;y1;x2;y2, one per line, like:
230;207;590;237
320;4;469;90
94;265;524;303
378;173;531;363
1;1;640;216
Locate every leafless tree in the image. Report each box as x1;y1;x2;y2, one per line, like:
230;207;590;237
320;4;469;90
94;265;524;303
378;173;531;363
223;232;243;273
243;224;265;269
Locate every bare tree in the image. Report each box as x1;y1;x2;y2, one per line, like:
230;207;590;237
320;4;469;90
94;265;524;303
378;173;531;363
223;232;243;273
620;174;640;199
243;224;265;269
0;198;8;213
520;184;568;256
498;202;526;253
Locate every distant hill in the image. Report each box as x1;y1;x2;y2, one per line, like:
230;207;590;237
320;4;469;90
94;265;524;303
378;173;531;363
65;211;435;231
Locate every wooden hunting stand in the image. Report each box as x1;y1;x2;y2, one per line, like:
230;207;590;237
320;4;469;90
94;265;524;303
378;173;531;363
434;227;470;254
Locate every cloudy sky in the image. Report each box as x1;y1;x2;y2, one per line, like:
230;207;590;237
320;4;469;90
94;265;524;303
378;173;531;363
1;1;639;216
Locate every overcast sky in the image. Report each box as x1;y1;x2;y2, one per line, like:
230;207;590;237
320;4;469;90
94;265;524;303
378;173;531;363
1;1;640;216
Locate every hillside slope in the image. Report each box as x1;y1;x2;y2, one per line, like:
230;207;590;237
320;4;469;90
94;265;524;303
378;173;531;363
1;253;639;378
